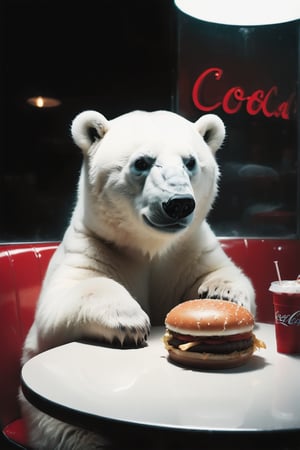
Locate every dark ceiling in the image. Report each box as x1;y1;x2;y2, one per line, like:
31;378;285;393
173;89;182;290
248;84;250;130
2;0;176;154
2;0;175;112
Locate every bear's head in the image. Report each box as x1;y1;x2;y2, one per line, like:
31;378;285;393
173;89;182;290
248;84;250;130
71;110;225;256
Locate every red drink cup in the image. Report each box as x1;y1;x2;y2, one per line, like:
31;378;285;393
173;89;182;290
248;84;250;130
269;280;300;354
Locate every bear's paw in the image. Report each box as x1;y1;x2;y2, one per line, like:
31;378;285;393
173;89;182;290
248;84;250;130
198;278;255;314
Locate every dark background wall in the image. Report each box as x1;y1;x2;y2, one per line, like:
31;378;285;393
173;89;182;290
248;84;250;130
1;0;176;241
1;1;298;241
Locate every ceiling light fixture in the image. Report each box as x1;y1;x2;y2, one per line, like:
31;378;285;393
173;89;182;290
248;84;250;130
175;0;300;26
27;96;61;108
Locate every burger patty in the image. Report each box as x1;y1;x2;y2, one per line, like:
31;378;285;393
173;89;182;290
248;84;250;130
169;336;253;354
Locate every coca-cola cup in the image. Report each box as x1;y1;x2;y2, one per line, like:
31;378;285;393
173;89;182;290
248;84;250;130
269;280;300;354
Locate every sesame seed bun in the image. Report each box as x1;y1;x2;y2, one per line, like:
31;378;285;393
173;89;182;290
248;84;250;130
165;299;254;336
164;299;265;370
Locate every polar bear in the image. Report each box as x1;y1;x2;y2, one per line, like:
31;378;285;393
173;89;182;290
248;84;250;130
20;110;255;449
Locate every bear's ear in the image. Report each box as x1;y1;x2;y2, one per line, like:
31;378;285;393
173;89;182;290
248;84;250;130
71;110;109;153
194;114;225;154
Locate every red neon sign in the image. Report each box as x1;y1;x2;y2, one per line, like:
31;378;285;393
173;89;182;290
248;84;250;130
192;67;295;120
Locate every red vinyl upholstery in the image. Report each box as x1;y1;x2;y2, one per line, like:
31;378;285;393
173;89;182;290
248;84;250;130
0;239;299;448
0;243;58;448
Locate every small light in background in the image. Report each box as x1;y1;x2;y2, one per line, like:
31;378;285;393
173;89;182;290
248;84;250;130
27;96;61;108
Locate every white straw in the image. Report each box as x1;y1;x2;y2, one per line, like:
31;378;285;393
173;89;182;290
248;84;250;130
274;261;282;284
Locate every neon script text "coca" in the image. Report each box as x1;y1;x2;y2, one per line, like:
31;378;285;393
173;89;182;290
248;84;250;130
192;67;295;120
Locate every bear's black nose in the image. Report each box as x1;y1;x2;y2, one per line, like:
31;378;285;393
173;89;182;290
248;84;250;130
163;195;195;220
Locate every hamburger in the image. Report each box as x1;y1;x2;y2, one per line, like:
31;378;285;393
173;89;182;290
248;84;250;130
164;299;266;369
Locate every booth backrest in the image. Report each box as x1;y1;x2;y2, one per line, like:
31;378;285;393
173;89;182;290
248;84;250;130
0;243;58;428
0;239;299;428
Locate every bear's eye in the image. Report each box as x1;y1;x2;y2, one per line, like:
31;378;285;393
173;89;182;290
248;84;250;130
132;156;154;174
184;156;196;172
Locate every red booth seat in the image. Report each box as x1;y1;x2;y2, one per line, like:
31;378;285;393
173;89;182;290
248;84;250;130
0;239;299;448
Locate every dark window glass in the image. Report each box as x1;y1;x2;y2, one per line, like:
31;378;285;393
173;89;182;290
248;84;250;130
0;0;174;242
176;12;299;238
1;1;299;242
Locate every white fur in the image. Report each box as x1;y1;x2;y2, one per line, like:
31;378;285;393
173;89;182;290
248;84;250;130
20;110;255;449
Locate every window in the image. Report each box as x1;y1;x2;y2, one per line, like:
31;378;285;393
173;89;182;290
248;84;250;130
175;9;299;237
1;0;299;241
